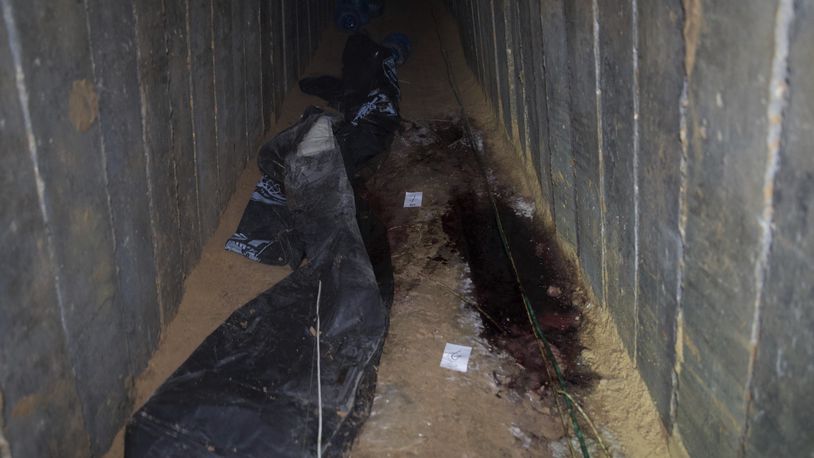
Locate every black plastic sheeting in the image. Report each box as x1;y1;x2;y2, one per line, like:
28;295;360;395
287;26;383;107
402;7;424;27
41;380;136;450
225;34;400;265
222;172;305;269
300;33;401;175
125;110;394;457
126;33;400;457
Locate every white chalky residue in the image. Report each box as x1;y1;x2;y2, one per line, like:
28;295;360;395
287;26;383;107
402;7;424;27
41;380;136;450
400;125;436;146
509;195;535;219
509;425;533;449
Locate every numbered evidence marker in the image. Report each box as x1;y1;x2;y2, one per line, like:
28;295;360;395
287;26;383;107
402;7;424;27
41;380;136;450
440;343;472;373
403;191;423;208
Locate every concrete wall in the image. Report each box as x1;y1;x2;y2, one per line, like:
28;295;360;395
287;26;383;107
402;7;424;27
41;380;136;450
0;0;331;455
447;0;813;456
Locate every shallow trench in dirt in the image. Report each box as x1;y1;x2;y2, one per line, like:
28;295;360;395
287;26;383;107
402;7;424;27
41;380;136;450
351;117;599;457
395;119;593;392
441;189;593;391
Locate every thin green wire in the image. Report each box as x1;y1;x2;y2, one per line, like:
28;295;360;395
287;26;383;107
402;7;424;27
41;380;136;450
466;120;590;457
492;201;591;458
429;5;591;456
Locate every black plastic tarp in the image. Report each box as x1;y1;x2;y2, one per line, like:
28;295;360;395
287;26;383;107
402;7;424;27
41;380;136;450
224;34;401;265
125;109;394;457
126;32;403;457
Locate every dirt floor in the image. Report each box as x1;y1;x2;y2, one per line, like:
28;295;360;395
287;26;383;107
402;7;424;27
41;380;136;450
106;1;671;457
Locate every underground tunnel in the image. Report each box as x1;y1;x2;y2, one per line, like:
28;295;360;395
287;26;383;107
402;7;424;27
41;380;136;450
1;0;812;457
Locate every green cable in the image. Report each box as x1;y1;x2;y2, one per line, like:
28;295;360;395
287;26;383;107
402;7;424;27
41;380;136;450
429;5;591;456
492;200;591;458
465;113;590;457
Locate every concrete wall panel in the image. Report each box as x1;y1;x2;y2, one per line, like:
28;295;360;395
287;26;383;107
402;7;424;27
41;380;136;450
539;0;577;248
678;1;779;454
188;0;220;239
167;0;204;280
0;0;332;452
230;1;249;171
85;0;162;374
448;0;814;454
272;0;287;118
260;0;274;128
135;0;185;328
244;1;264;149
597;0;637;361
0;14;91;456
522;0;552;214
563;0;604;303
506;1;524;156
744;1;814;456
635;0;684;427
213;0;235;212
7;0;138;451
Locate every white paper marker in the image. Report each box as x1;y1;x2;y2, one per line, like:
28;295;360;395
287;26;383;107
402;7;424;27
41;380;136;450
403;191;423;208
440;343;472;373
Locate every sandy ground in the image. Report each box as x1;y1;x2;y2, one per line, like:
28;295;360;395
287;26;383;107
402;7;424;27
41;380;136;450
106;1;671;457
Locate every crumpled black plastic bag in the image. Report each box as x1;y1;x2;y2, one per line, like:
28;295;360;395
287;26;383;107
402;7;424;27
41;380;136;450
228;33;403;269
224;105;331;269
300;33;401;176
223;173;304;268
125;111;393;458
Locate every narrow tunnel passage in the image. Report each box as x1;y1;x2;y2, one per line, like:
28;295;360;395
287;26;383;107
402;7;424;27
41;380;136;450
2;0;811;457
106;2;667;456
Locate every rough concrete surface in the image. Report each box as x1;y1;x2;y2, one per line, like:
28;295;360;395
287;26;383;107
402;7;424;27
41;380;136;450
3;0;812;455
448;0;814;455
0;0;331;454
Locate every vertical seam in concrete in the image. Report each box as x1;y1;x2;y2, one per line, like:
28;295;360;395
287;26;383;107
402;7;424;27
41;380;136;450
508;2;520;155
473;1;482;89
1;0;73;352
671;78;689;432
281;0;288;92
630;0;641;365
0;406;9;458
517;3;531;163
503;1;519;151
292;1;299;75
471;3;477;79
132;0;165;329
162;0;184;274
185;0;203;242
673;67;690;434
673;0;698;432
740;0;794;454
0;386;10;458
210;0;221;203
592;0;607;308
268;3;276;122
489;0;502;121
566;2;583;276
81;0;134;373
257;0;265;133
538;6;558;233
306;0;312;58
242;8;250;162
